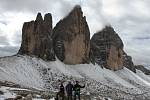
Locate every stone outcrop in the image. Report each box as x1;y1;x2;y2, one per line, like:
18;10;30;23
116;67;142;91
52;5;90;64
135;65;150;75
123;52;136;73
18;13;55;61
90;26;124;70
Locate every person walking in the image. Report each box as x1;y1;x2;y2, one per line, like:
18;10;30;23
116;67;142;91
73;81;85;100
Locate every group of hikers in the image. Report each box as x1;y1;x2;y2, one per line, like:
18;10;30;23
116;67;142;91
55;81;85;100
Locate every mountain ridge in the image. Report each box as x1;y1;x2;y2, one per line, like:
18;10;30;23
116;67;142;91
18;5;135;71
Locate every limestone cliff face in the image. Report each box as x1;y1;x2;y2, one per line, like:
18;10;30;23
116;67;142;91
106;45;123;70
18;13;55;61
90;26;124;70
52;5;90;64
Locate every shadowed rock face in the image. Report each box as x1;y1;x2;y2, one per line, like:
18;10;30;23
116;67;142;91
123;52;136;73
18;13;55;61
135;65;150;75
90;26;124;70
52;5;90;64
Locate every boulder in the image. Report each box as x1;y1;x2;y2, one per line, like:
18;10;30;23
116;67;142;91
52;5;90;64
90;26;124;70
18;13;55;61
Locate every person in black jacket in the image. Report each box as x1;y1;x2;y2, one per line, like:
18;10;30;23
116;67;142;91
66;81;74;100
73;81;85;100
60;82;65;93
56;82;65;100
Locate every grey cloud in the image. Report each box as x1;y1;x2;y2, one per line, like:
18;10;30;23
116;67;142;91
0;0;80;15
124;36;150;65
134;36;150;40
0;46;19;57
117;0;150;19
125;45;150;65
101;0;150;65
0;0;50;13
0;35;9;45
11;30;22;46
0;46;19;52
0;29;9;45
0;0;105;30
0;21;7;25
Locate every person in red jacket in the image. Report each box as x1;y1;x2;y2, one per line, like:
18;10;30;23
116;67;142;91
73;81;85;100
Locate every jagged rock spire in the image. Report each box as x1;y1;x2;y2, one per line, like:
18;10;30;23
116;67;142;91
18;13;55;61
36;13;43;21
52;5;90;64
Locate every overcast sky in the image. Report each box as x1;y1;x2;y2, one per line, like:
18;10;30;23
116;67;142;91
0;0;150;65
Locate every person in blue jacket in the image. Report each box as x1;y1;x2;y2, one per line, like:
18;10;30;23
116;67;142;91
66;81;74;100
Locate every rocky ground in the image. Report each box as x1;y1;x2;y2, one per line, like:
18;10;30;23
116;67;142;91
0;81;53;100
0;81;112;100
1;80;150;100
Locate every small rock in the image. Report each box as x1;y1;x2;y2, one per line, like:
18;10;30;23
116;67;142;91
0;90;4;95
24;94;32;100
14;95;22;100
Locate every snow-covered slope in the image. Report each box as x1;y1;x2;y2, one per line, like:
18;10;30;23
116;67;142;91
0;56;44;90
0;55;150;99
144;65;150;70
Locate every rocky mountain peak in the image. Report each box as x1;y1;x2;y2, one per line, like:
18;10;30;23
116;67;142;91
43;13;53;36
36;13;43;22
18;13;55;61
69;5;82;17
44;13;52;22
100;26;124;48
102;26;114;33
90;25;124;70
53;5;90;64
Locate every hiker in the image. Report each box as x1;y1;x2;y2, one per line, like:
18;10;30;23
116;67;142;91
55;82;65;100
66;81;74;100
73;81;85;100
